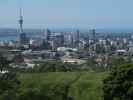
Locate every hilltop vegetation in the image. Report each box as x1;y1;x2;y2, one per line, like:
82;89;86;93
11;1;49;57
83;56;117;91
103;64;133;100
1;54;133;100
18;72;106;100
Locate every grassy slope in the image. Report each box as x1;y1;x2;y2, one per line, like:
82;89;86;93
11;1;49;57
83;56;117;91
19;72;106;100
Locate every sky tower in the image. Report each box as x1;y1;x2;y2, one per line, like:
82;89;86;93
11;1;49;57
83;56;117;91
19;7;23;33
18;2;28;45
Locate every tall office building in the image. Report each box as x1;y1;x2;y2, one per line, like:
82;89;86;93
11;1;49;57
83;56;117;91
89;29;96;52
64;32;74;48
90;29;96;43
76;29;80;42
44;28;51;41
76;29;80;48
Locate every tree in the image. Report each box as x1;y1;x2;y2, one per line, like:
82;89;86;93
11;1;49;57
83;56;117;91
0;54;20;100
0;72;20;100
95;44;105;54
17;88;50;100
103;64;133;100
0;55;9;72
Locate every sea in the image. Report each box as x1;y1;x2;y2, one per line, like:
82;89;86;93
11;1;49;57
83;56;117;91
0;35;19;41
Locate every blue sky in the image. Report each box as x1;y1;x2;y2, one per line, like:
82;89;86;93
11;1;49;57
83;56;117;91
0;0;133;29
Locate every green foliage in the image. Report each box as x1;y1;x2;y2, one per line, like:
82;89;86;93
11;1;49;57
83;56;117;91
18;72;79;100
30;61;80;73
108;57;129;68
85;57;132;72
69;72;105;100
85;58;107;72
0;70;106;100
0;54;20;100
103;64;133;100
18;72;106;100
0;72;20;100
0;55;9;72
17;88;50;100
96;44;105;54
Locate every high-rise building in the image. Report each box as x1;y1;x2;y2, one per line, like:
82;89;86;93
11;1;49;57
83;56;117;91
76;29;80;42
89;29;96;52
90;29;96;43
44;28;51;41
64;32;74;48
76;29;80;48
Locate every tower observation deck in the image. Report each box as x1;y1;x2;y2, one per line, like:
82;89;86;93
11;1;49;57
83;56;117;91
19;7;23;33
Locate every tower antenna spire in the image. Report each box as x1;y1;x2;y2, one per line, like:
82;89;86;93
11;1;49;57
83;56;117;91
19;0;23;33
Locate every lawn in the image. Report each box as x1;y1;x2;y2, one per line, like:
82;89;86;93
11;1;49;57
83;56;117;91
18;72;106;100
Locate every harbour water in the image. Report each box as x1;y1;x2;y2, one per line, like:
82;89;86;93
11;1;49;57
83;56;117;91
0;33;39;42
0;35;19;41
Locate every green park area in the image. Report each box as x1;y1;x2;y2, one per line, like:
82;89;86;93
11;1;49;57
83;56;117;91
18;72;106;100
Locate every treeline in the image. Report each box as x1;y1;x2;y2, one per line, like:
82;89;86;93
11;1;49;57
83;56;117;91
23;61;84;73
20;56;133;73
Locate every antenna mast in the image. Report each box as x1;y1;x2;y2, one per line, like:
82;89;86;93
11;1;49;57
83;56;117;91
19;0;23;33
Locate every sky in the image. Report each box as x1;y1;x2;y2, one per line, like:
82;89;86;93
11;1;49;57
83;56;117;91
0;0;133;29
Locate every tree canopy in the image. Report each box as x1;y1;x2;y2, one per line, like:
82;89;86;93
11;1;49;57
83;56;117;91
103;64;133;100
0;55;10;72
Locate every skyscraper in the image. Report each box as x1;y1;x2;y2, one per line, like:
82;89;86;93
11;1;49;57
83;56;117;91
91;29;96;43
76;29;80;42
44;28;51;41
89;29;96;52
76;29;80;47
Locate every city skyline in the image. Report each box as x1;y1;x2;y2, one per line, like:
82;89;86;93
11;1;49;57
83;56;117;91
0;0;133;29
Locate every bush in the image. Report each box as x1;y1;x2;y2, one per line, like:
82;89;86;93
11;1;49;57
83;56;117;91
103;64;133;100
0;72;20;100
